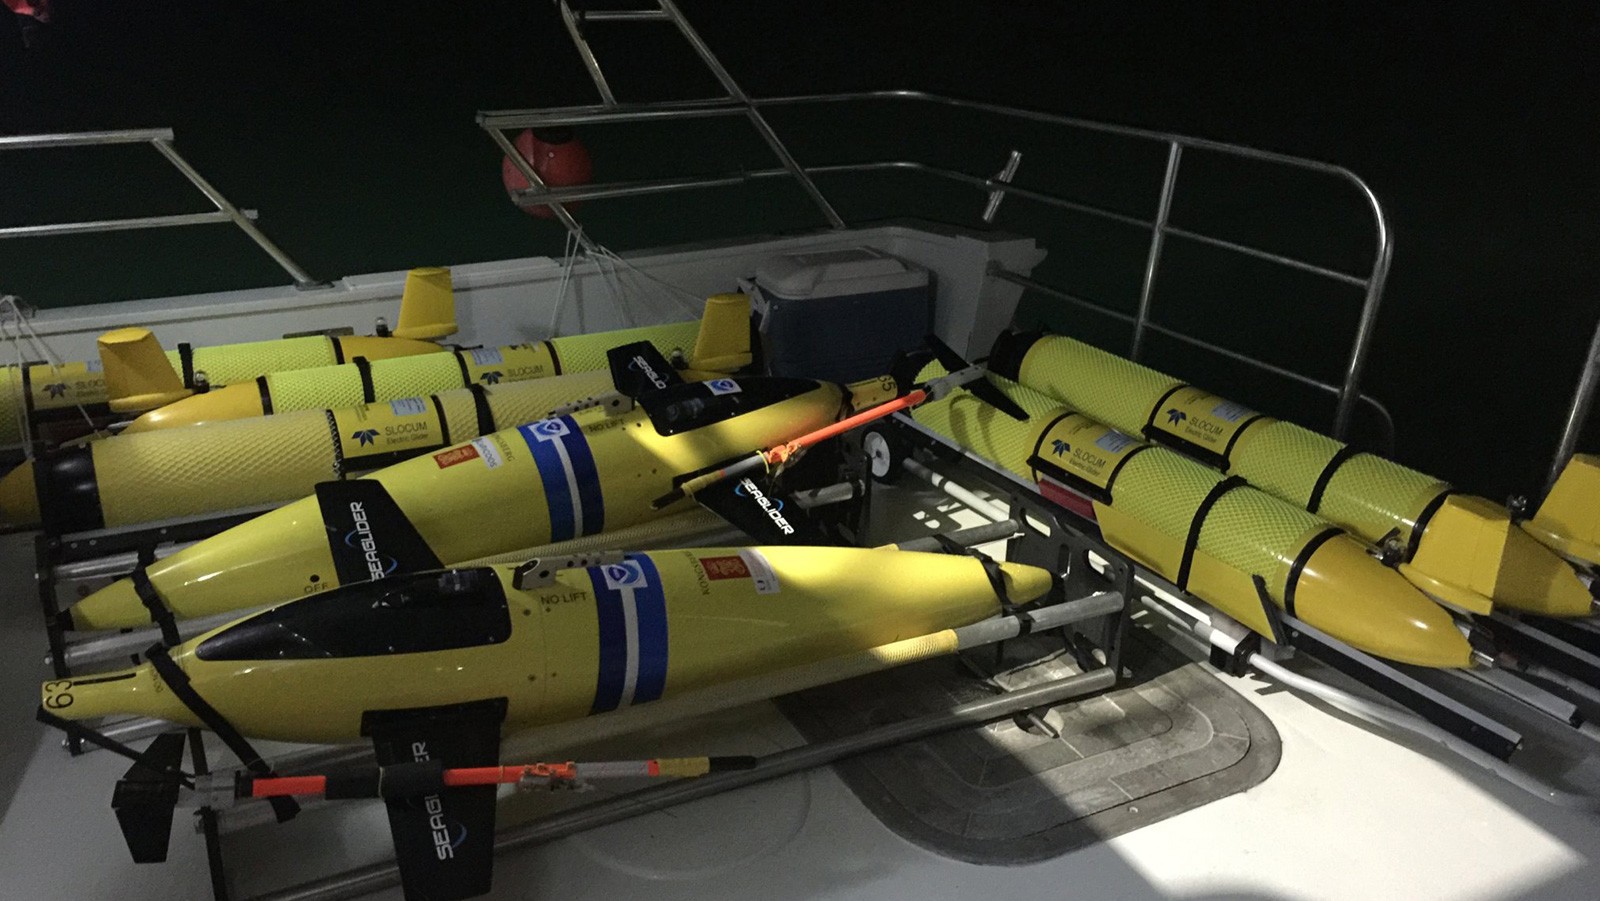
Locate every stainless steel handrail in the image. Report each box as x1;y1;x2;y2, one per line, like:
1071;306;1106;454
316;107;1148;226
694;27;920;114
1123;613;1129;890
480;88;1392;440
1548;317;1600;495
989;267;1398;455
0;130;321;288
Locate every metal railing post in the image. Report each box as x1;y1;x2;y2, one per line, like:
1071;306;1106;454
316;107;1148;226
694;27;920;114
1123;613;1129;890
148;139;322;289
1547;316;1600;496
0;129;322;290
475;90;1396;439
1332;183;1394;439
656;0;846;229
1131;142;1182;361
555;0;620;108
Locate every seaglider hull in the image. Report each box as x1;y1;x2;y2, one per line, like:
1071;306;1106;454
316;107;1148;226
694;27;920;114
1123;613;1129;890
44;548;1052;744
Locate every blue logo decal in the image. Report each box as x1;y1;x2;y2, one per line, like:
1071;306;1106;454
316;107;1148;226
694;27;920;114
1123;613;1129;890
733;480;782;511
531;418;569;440
1165;408;1186;426
43;383;67;399
706;378;741;396
1051;439;1070;456
479;370;503;384
601;559;647;590
342;530;399;575
451;823;469;850
351;429;379;446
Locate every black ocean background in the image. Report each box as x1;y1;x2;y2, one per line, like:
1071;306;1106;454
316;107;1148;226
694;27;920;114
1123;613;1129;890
1;1;1595;501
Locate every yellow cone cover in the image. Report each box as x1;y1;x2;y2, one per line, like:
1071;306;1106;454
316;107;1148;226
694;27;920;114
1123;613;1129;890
999;332;1592;618
1523;453;1600;567
392;267;458;340
0;462;38;526
45;547;1045;744
98;327;193;413
912;364;1472;668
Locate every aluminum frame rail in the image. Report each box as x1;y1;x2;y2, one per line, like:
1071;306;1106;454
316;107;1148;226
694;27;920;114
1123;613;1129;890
1547;316;1600;495
480;87;1392;440
0;129;320;288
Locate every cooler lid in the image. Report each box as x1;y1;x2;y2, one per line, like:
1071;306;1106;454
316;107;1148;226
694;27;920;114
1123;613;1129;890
754;247;926;299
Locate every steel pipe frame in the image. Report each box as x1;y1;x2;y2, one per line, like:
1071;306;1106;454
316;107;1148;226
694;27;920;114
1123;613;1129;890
1547;316;1600;496
987;267;1400;454
480;90;1391;439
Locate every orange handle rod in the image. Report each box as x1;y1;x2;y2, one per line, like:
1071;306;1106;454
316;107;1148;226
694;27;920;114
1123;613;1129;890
251;776;325;798
763;389;926;465
443;763;578;786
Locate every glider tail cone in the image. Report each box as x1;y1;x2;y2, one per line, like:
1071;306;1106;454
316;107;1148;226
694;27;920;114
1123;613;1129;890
98;328;192;414
996;330;1594;619
46;548;1045;744
688;292;754;373
392;267;458;341
1524;453;1600;571
0;461;39;528
912;371;1474;668
65;377;847;630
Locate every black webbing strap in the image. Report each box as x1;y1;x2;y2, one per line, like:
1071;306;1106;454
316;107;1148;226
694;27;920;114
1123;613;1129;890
933;533;1024;619
131;561;180;647
1306;445;1364;513
544;339;563;376
1282;527;1344;617
1175;475;1249;591
255;376;274;415
1406;490;1456;562
1248;574;1289;645
468;383;496;435
353;357;376;403
177;343;196;390
36;707;194;784
1219;413;1267;464
430;394;453;447
1142;384;1189;437
453;349;473;387
1028;410;1080;464
144;644;299;822
330;336;347;365
1100;443;1155;497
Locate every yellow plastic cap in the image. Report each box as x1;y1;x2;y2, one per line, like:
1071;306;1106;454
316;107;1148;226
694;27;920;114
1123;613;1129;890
1522;454;1600;567
1404;494;1592;618
0;460;40;527
63;576;148;632
687;293;753;373
98;327;192;413
392;267;458;341
1296;533;1474;669
996;560;1055;606
120;383;263;434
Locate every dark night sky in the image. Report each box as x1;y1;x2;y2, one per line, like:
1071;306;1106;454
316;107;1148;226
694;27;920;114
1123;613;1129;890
1;1;1597;499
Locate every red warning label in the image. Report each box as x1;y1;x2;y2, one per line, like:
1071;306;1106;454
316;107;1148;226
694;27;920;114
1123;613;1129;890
433;445;480;469
699;556;752;581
